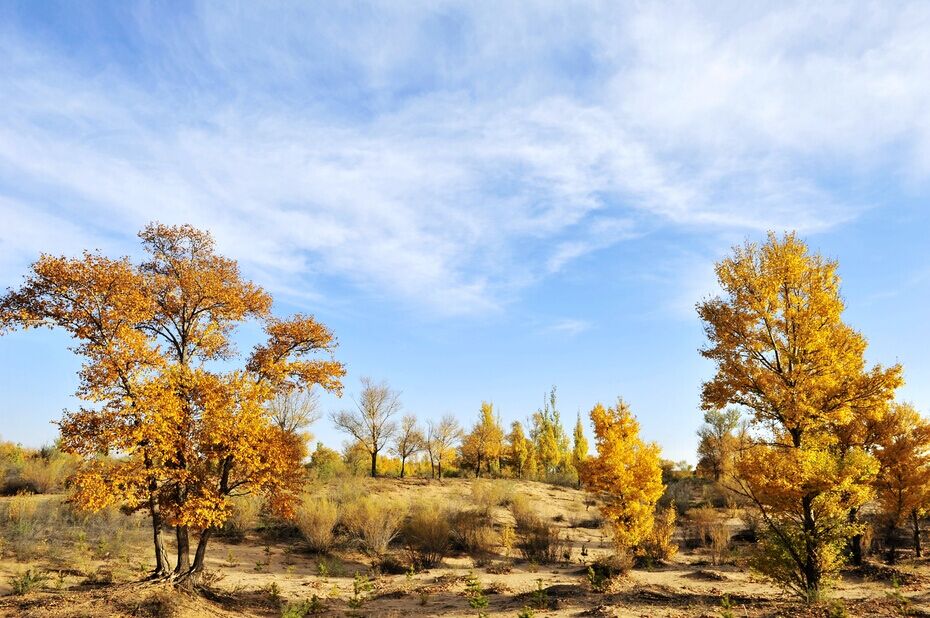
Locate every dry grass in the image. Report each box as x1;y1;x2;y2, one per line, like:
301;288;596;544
295;494;340;554
342;495;407;558
219;495;262;541
403;500;452;568
511;493;565;564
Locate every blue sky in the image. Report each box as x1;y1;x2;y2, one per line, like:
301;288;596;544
2;2;930;462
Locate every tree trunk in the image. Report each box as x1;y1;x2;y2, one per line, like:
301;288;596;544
370;450;378;478
801;494;820;597
885;519;898;564
437;458;443;480
400;456;406;479
190;528;214;574
848;507;863;566
475;454;482;478
148;498;170;577
175;525;191;574
912;509;922;558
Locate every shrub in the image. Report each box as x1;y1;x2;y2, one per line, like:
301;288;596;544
220;495;261;541
295;494;340;554
470;480;513;516
588;553;631;587
708;522;731;565
509;494;536;530
0;443;77;495
449;507;498;557
515;517;564;564
687;506;718;545
403;501;451;569
8;569;48;595
511;496;564;563
343;495;407;558
639;507;678;563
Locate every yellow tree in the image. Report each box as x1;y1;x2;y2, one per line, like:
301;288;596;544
572;412;588;487
698;232;901;599
460;402;504;477
580;399;664;554
531;386;569;476
1;223;345;580
872;403;930;563
507;421;530;478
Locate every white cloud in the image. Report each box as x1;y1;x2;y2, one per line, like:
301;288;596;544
1;3;929;315
545;319;592;337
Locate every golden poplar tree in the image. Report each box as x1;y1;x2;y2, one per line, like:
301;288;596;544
872;402;930;563
698;231;902;599
460;402;504;477
531;386;569;476
572;412;588;486
507;421;530;478
1;223;345;581
580;399;664;555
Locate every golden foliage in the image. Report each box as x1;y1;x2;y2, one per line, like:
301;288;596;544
460;402;504;477
698;231;902;596
580;399;664;554
0;222;345;576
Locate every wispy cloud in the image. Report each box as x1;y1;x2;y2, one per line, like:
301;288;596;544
1;3;929;315
545;319;592;337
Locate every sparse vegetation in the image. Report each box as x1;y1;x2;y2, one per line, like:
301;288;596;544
343;495;407;559
295;494;340;554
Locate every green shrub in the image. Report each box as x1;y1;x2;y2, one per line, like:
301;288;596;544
9;569;48;595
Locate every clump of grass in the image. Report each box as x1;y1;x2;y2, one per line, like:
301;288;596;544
219;495;261;541
470;480;513;516
510;494;564;564
343;495;407;559
639;507;679;563
403;500;451;569
295;494;340;554
8;569;48;595
0;493;146;570
449;506;498;557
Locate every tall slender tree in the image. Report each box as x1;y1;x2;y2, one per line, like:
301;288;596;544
572;412;589;487
580;398;664;554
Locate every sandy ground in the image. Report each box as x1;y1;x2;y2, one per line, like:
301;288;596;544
0;478;927;617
